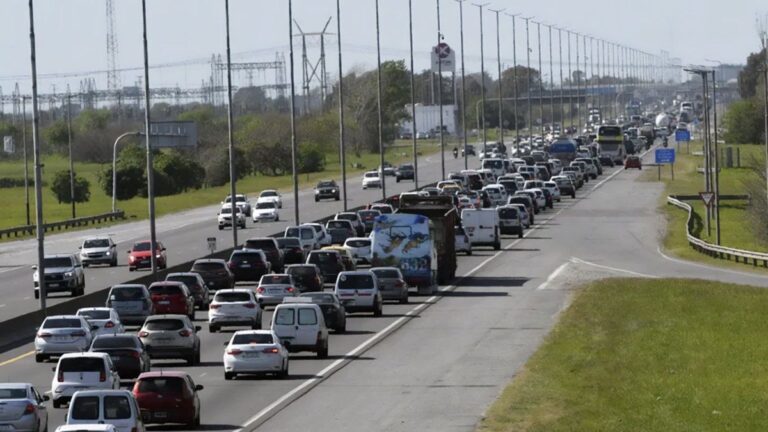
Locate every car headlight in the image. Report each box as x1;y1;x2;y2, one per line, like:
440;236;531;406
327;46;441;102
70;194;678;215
105;251;111;256
64;271;74;278
331;189;337;193
156;254;162;259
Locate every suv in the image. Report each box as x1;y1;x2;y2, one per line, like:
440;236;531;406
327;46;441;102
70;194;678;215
217;204;246;230
285;264;324;293
147;282;195;319
227;249;271;283
357;209;381;233
50;353;120;408
208;289;262;332
190;259;234;292
223;194;251;217
334;212;365;237
314;180;340;202
325;219;356;245
127;241;167;272
138;315;201;366
165;272;209;310
396;163;415;182
334;271;383;316
132;372;203;427
243;238;284;273
79;237;117;267
89;334;150;379
33;254;85;299
34;315;95;363
105;284;153;326
307;250;344;285
276;237;305;265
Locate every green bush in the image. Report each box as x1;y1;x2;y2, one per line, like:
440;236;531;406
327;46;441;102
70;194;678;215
723;98;765;144
50;170;90;204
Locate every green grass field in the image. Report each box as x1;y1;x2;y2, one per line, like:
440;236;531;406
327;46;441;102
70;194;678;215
647;141;768;270
478;278;768;432
0;142;441;234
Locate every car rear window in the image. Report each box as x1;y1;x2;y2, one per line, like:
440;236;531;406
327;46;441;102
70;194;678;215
327;221;350;230
499;208;519;218
59;357;104;372
277;238;301;248
274;308;295;325
104;395;132;420
191;262;225;272
145;319;184;331
70;396;100;420
336;214;356;221
244;239;275;250
230;252;264;262
43;257;73;267
149;285;183;296
214;292;252;303
132;242;151;251
83;239;110;248
137;377;185;395
78;310;111;320
167;276;199;287
371;205;392;214
260;275;291;285
309;252;337;263
0;388;26;399
358;211;378;219
287;266;316;277
43;318;81;329
232;333;274;345
337;274;374;289
91;336;138;349
301;294;334;304
298;308;318;325
372;269;400;279
110;287;145;301
345;239;370;248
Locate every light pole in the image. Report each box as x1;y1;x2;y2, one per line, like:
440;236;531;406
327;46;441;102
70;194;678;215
140;0;159;275
435;0;446;179
535;21;543;137
547;25;554;134
474;3;490;152
456;0;468;170
408;0;420;182
490;8;504;147
685;67;714;237
224;0;239;248
505;13;520;152
375;0;386;201
558;28;564;128
574;32;581;131
66;92;75;219
288;0;299;225
28;0;47;311
566;30;572;130
524;16;533;138
336;0;348;210
111;131;140;213
21;97;31;226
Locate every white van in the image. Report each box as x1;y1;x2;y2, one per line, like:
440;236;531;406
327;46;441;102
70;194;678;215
334;271;383;316
65;390;145;432
51;353;120;408
461;208;501;250
271;299;329;358
481;158;505;179
284;226;318;252
482;185;507;207
497;205;524;238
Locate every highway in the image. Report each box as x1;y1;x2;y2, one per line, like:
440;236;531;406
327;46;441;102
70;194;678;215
0;151;463;322
1;145;767;432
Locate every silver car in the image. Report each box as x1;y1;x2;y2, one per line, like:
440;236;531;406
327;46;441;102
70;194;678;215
105;284;153;326
76;308;124;337
0;383;48;432
370;267;409;304
79;237;118;267
34;315;95;363
256;274;297;307
138;315;200;366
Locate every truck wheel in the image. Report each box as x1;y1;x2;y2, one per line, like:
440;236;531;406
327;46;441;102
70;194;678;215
518;231;523;239
315;196;319;202
493;241;501;250
466;248;472;256
34;290;40;300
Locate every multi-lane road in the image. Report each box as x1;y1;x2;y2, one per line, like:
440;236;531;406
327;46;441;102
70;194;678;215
1;146;767;432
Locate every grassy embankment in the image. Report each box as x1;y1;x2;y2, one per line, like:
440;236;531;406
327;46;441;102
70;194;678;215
478;278;768;432
0;140;441;234
646;141;767;271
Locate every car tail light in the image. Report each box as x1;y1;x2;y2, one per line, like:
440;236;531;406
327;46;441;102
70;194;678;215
286;287;294;293
395;280;405;288
227;348;242;355
71;330;86;337
228;262;236;269
130;351;141;359
58;370;64;382
37;332;51;339
244;303;256;309
138;331;149;338
179;329;191;337
99;370;106;382
256;287;265;293
23;403;36;415
262;347;279;354
209;304;220;309
104;321;115;328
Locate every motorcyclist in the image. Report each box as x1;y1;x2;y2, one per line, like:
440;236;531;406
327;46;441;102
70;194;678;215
663;136;668;147
453;147;458;159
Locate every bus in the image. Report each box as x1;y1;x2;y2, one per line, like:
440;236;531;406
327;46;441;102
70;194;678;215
596;125;625;164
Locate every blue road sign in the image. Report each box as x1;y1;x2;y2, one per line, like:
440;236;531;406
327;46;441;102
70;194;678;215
655;148;676;164
675;129;691;142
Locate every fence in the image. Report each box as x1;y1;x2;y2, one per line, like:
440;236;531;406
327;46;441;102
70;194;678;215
0;211;125;240
666;195;768;267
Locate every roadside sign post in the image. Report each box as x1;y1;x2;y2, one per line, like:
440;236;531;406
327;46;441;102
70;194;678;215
699;192;715;238
654;148;676;181
207;237;217;255
675;129;691;154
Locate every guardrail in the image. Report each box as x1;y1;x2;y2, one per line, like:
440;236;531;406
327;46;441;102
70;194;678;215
0;211;126;240
666;195;768;268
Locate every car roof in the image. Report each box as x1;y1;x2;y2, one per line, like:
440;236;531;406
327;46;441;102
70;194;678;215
59;352;109;360
136;371;189;379
231;329;275;336
56;425;119;432
193;258;227;264
339;270;374;276
167;272;201;277
111;284;147;289
0;383;31;390
45;315;82;320
144;314;188;320
44;254;76;259
214;288;253;293
345;237;370;242
77;307;112;312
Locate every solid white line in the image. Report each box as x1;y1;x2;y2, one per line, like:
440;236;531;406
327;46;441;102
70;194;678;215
536;262;570;290
656;246;768;279
570;257;658;278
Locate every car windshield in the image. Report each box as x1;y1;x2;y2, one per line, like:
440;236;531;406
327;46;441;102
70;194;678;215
365;172;378;178
137;377;185;395
337;274;374;289
145;319;184;331
91;336;137;349
260;275;291;285
83;239;110;248
149;285;183;295
0;388;26;399
59;357;104;372
214;292;252;303
317;182;336;188
43;257;72;267
244;239;275;249
78;310;110;320
192;262;225;272
256;202;275;209
43;318;81;329
372;269;400;279
301;293;335;304
220;207;240;214
232;333;274;345
260;191;277;197
277;238;301;248
132;242;152;251
110;287;145;301
346;239;370;248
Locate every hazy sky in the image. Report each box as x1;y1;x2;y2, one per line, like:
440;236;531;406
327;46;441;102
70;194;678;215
1;0;766;95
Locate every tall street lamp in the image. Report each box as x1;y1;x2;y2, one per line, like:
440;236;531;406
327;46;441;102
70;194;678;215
436;0;446;179
224;0;239;248
490;8;504;147
288;0;300;225
140;0;159;275
336;0;348;210
505;13;521;151
456;0;468;170
408;0;420;182
473;3;490;152
375;0;386;201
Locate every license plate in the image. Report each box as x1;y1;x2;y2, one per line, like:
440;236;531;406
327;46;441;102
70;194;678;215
110;355;121;361
240;264;251;268
268;289;283;294
158;300;170;305
154;412;167;419
49;283;59;288
153;338;172;344
53;336;68;342
244;352;261;358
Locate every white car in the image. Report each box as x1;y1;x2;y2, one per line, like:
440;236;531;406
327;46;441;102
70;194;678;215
526;188;547;209
35;315;94;363
334;271;382;316
543;181;561;202
50;353;120;408
257;189;283;208
271;298;329;357
454;226;472;255
223;194;251;217
64;390;144;432
362;171;382;189
303;223;332;247
252;201;279;222
76;308;124;337
217;203;246;230
223;330;289;380
343;237;372;264
0;383;49;432
208;289;263;333
79;237;117;267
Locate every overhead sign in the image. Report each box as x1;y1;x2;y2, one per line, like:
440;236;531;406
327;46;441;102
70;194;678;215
3;136;13;153
148;121;198;149
430;42;455;73
699;192;715;207
655;148;675;164
675;129;691;142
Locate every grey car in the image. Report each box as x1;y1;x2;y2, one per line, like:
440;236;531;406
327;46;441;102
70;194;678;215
138;315;201;366
106;284;153;326
370;267;409;304
79;237;118;267
0;383;49;432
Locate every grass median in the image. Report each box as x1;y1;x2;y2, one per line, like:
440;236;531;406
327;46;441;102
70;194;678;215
478;278;768;432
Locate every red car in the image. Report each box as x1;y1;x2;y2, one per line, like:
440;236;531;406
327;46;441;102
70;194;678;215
133;371;203;428
624;155;642;170
148;281;195;319
128;240;167;271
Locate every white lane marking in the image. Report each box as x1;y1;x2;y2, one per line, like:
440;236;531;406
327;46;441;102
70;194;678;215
656;246;768;279
22;297;30;300
536;262;570;290
199;372;207;378
570;257;658;278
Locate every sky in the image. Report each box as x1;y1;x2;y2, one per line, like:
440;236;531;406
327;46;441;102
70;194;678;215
0;0;766;97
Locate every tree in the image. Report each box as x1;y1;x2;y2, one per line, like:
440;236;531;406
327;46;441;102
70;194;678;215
99;165;144;200
75;109;111;132
42;120;70;153
51;170;90;204
723;98;764;144
738;48;767;99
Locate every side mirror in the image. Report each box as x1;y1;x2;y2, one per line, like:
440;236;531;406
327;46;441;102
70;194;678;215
78;246;82;249
42;395;50;402
195;384;204;391
126;250;131;254
32;265;38;270
194;326;201;332
51;367;56;372
223;341;229;347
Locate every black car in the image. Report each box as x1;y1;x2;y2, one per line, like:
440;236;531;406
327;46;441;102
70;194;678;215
243;237;284;272
307;250;345;284
286;264;324;293
190;259;234;291
357;209;381;234
89;334;150;379
314;180;340;202
276;237;305;265
396;164;415;182
165;272;210;309
227;249;271;283
540;188;554;209
299;292;346;332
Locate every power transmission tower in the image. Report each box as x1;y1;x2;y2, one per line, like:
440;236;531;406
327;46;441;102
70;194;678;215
105;0;120;92
293;18;333;114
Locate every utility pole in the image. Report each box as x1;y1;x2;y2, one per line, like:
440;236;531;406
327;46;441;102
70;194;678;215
712;69;721;245
288;0;300;225
140;0;159;275
336;0;348;210
490;8;504;147
224;0;239;249
547;25;554;133
436;0;445;180
375;0;386;201
409;0;420;181
762;28;768;208
66;92;76;219
474;3;490;152
558;28;564;129
536;21;543;137
506;13;521;151
566;30;572;130
21;97;30;226
457;0;468;170
524;16;532;138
